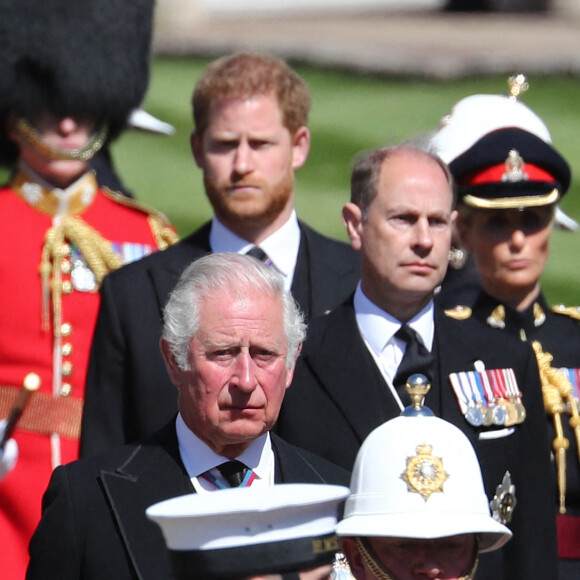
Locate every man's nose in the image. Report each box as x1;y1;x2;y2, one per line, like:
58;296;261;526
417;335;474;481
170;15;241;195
412;550;445;579
231;352;258;392
232;142;254;175
58;117;79;135
413;219;434;250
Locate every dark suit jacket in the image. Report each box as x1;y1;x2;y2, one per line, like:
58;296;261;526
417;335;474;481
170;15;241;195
80;221;360;457
275;299;558;580
27;422;349;580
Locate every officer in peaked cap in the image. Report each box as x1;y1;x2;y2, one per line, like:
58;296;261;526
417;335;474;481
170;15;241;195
147;484;350;580
337;378;512;580
0;1;177;577
434;74;577;308
431;76;580;579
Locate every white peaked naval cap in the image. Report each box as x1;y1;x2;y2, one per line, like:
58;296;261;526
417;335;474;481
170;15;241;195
147;483;349;578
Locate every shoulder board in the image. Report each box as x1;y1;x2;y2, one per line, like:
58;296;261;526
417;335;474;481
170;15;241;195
102;187;173;226
102;187;179;250
552;304;580;321
444;305;472;320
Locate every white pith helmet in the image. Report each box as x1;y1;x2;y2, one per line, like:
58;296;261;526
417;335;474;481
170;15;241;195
336;414;512;553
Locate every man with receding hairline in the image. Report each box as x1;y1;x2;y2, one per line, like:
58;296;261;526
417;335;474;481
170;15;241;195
276;144;557;580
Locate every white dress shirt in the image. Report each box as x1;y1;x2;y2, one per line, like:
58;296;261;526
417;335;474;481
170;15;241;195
175;414;275;492
354;283;435;410
209;211;301;293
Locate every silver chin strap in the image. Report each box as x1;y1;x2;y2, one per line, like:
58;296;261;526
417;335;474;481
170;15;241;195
355;537;479;580
13;117;109;162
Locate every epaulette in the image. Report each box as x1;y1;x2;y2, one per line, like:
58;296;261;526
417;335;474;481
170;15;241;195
552;304;580;321
444;305;472;320
102;187;178;250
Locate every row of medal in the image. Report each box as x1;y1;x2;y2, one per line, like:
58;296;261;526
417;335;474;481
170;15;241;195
69;242;154;292
449;368;526;428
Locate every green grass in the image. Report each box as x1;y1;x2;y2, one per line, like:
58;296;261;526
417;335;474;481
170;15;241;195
5;57;580;305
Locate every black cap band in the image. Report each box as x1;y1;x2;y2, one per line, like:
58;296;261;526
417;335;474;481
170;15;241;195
170;532;340;579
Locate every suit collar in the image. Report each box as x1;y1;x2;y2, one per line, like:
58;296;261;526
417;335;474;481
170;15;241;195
145;222;212;310
300;301;402;443
99;421;194;579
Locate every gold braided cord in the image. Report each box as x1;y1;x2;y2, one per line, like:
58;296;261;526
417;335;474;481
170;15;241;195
13;117;108;162
531;341;580;514
39;216;123;333
354;538;478;580
147;214;179;250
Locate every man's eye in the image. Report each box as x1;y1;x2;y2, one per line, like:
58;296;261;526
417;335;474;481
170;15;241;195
429;217;449;229
252;349;278;362
208;349;234;360
391;214;415;225
209;141;237;153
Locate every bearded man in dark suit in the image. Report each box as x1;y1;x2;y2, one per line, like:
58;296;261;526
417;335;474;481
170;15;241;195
275;145;558;580
80;52;360;457
27;253;349;580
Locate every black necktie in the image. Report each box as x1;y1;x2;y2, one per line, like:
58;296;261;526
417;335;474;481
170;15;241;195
245;246;268;262
393;325;433;404
216;460;248;487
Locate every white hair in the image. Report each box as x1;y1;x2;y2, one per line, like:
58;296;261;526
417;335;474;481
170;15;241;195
162;253;306;370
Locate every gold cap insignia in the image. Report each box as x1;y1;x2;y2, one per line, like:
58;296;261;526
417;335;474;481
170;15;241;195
507;73;529;100
502;150;529;183
401;444;449;501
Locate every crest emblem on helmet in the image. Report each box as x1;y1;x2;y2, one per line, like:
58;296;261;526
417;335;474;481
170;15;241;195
402;444;449;501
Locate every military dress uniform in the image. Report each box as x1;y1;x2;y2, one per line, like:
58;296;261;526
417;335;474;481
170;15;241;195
469;291;580;564
428;75;578;576
0;167;176;579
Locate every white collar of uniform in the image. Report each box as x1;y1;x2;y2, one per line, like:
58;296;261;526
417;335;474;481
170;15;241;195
209;211;300;291
354;283;435;354
175;413;273;483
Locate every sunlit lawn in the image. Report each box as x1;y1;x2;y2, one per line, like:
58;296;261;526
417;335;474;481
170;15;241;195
7;56;580;304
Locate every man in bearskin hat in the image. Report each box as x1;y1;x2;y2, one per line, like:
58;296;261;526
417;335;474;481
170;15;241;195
0;1;177;577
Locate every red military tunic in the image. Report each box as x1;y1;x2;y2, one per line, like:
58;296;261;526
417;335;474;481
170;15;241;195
0;166;177;579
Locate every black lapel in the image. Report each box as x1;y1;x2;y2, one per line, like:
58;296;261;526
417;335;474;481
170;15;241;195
147;223;212;312
99;422;194;579
303;303;401;443
290;227;311;320
271;434;329;483
433;308;482;442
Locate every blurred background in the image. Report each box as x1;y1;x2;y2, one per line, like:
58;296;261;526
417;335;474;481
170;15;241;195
29;2;580;302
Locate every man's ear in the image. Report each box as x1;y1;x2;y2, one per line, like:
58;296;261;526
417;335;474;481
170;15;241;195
284;343;303;390
291;126;311;170
160;339;184;388
342;203;364;251
340;538;366;580
190;131;204;169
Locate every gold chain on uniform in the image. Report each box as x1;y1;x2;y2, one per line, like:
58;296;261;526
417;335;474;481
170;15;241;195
39;217;123;333
532;341;580;514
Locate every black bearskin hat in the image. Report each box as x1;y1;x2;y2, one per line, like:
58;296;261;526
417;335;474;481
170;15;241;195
0;0;155;166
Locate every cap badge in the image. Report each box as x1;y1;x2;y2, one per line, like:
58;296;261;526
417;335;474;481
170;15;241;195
490;471;517;524
402;444;448;501
502;149;529;183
